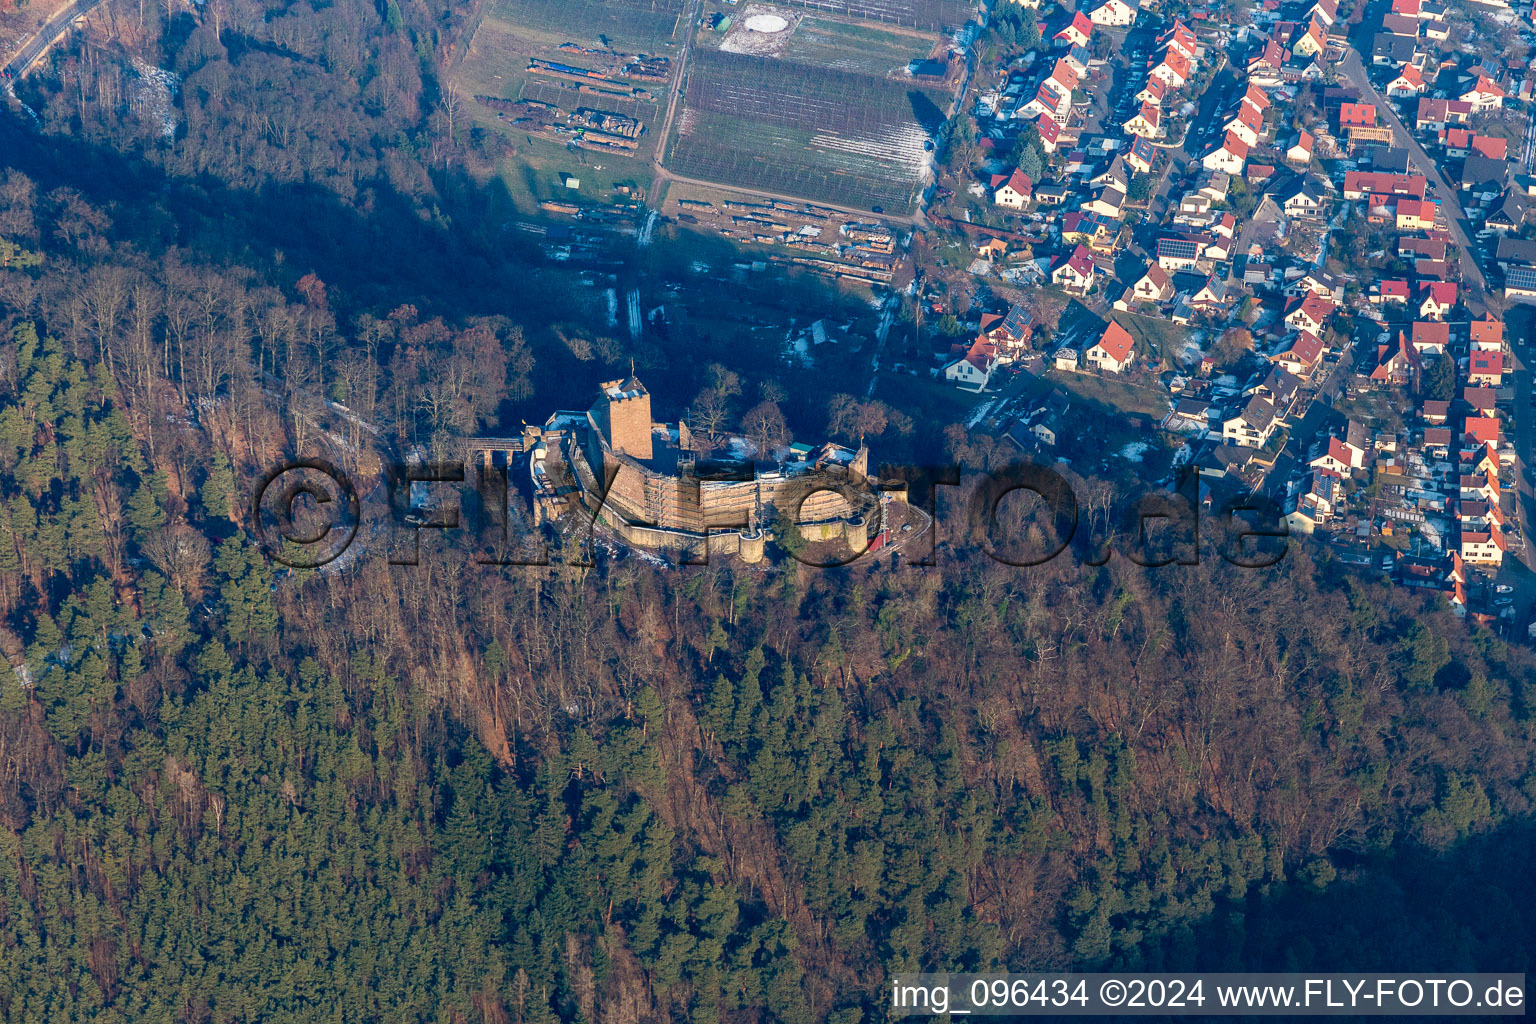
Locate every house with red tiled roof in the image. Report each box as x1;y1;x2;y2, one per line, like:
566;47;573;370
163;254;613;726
1159;19;1197;60
1248;38;1287;79
1408;321;1449;355
1372;279;1410;304
1460;76;1505;112
1460;525;1505;566
1286;131;1314;165
1310;434;1366;473
1283;293;1335;334
1417;280;1456;319
1148;48;1192;88
1271;330;1325;377
1085;320;1136;373
1201;132;1249;174
1338;102;1377;130
1035;114;1063;153
1470;316;1504;349
1125;103;1162;139
1131;263;1174;303
1048;57;1080;92
1221;101;1264;147
1308;0;1339;25
1396;197;1437;231
1051;244;1097;293
1240;83;1271;117
1441;127;1474;155
1054;11;1093;48
1470;134;1507;160
1342;171;1426;200
1369;334;1420;385
1469;348;1504;386
1291;17;1327;57
1022;77;1073;125
1386;63;1424;97
1135;76;1169;107
990;168;1034;209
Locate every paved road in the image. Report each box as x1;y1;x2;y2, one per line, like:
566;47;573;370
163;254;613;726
1336;48;1488;308
2;0;105;78
1139;56;1231;245
647;0;703;205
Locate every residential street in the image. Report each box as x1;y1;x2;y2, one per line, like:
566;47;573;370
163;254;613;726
1335;48;1488;309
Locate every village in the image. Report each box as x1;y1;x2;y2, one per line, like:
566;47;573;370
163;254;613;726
905;0;1536;638
468;0;1536;641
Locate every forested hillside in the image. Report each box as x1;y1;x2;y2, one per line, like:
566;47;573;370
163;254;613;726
1;1;1535;1020
1;285;1535;1020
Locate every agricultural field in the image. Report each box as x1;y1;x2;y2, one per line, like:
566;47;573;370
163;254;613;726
704;4;937;76
771;0;974;32
482;0;686;52
777;16;937;75
665;49;950;213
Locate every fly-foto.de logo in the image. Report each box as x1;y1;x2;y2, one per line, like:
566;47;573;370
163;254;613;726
249;458;1290;570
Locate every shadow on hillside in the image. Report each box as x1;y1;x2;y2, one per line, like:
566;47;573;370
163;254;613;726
0;110;889;445
1121;818;1536;977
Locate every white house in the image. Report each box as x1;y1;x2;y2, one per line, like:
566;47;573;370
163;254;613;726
1084;321;1136;373
1460;76;1506;112
1385;63;1424;98
1286;131;1314;165
1082;185;1126;219
991;168;1034;209
1222;394;1282;448
1051;245;1097;293
1135;76;1169;107
1054;11;1093;48
1309;435;1366;473
1132;263;1174;303
1124;103;1162;139
1418;281;1456;319
1460;526;1506;566
1088;0;1139;26
1284;294;1335;334
943;352;995;391
1160;19;1198;61
1147;49;1191;89
1221;103;1263;148
1201;132;1249;175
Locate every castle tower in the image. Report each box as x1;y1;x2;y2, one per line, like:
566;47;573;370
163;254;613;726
594;375;653;461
